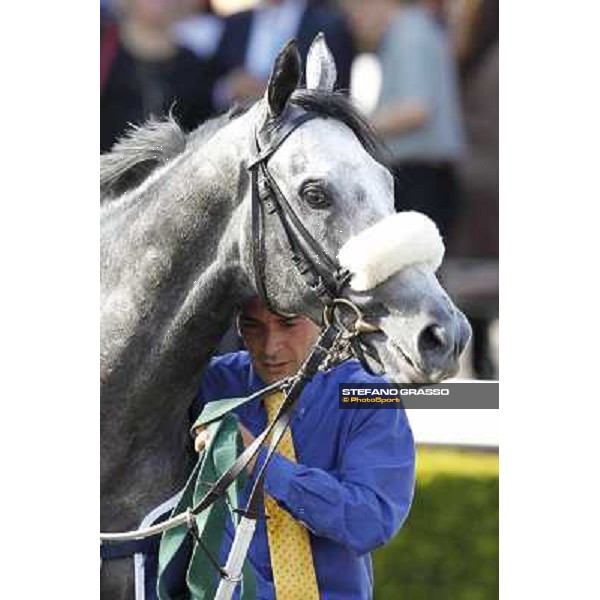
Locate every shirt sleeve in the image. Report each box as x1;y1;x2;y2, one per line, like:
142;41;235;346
252;406;416;556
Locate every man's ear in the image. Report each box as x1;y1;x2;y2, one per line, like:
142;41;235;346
235;311;243;340
265;40;301;119
306;32;337;92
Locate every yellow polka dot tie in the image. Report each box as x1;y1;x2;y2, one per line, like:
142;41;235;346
263;390;320;599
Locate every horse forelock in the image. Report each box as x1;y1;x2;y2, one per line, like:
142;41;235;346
290;89;391;169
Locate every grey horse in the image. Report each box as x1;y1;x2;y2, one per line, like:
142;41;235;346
100;37;470;598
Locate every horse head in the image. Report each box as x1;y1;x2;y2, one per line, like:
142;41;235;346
240;36;471;383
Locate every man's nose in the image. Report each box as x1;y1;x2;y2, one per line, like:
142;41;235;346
263;328;284;357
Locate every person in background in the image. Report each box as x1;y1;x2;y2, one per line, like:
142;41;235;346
449;0;499;379
210;0;356;110
101;0;216;152
189;297;415;599
101;0;116;23
343;0;464;240
173;0;224;61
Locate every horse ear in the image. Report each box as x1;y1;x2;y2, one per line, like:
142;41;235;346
265;40;301;118
306;32;337;92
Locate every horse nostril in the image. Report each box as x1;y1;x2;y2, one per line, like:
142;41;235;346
418;324;448;355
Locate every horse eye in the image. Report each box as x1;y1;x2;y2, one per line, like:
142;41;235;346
300;182;331;208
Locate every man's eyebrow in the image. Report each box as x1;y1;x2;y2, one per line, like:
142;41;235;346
239;315;261;324
279;317;298;324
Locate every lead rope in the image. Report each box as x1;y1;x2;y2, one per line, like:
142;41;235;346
100;380;295;546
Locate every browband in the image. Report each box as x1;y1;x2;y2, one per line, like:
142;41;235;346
247;106;316;169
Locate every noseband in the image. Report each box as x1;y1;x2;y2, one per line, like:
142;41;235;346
247;105;353;313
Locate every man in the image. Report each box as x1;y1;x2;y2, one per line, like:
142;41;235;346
191;297;415;599
342;0;464;240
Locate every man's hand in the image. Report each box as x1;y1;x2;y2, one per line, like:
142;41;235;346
194;422;258;475
193;425;211;453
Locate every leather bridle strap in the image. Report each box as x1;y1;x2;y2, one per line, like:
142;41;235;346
247;109;316;170
250;162;273;312
248;106;351;313
260;164;350;298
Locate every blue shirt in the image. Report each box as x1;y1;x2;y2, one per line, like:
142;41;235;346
193;352;416;599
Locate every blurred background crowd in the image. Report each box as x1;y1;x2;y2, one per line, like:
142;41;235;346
101;2;498;595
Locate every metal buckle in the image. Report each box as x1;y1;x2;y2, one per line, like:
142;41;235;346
323;298;380;337
257;177;271;200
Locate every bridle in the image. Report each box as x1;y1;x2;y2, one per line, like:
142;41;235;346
247;104;354;313
247;102;382;374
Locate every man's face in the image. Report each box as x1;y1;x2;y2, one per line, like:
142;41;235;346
238;298;321;384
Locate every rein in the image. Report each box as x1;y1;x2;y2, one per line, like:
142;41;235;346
100;301;376;597
100;378;291;545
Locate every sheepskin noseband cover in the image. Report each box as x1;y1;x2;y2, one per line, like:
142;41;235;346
338;211;444;291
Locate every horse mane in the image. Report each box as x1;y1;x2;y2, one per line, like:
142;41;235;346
100;106;248;200
100;116;188;200
99;89;389;200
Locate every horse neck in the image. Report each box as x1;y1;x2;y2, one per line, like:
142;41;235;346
101;109;257;528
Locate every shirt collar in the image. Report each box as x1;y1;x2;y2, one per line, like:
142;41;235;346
247;359;266;394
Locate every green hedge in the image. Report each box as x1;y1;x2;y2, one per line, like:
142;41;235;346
373;448;499;600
